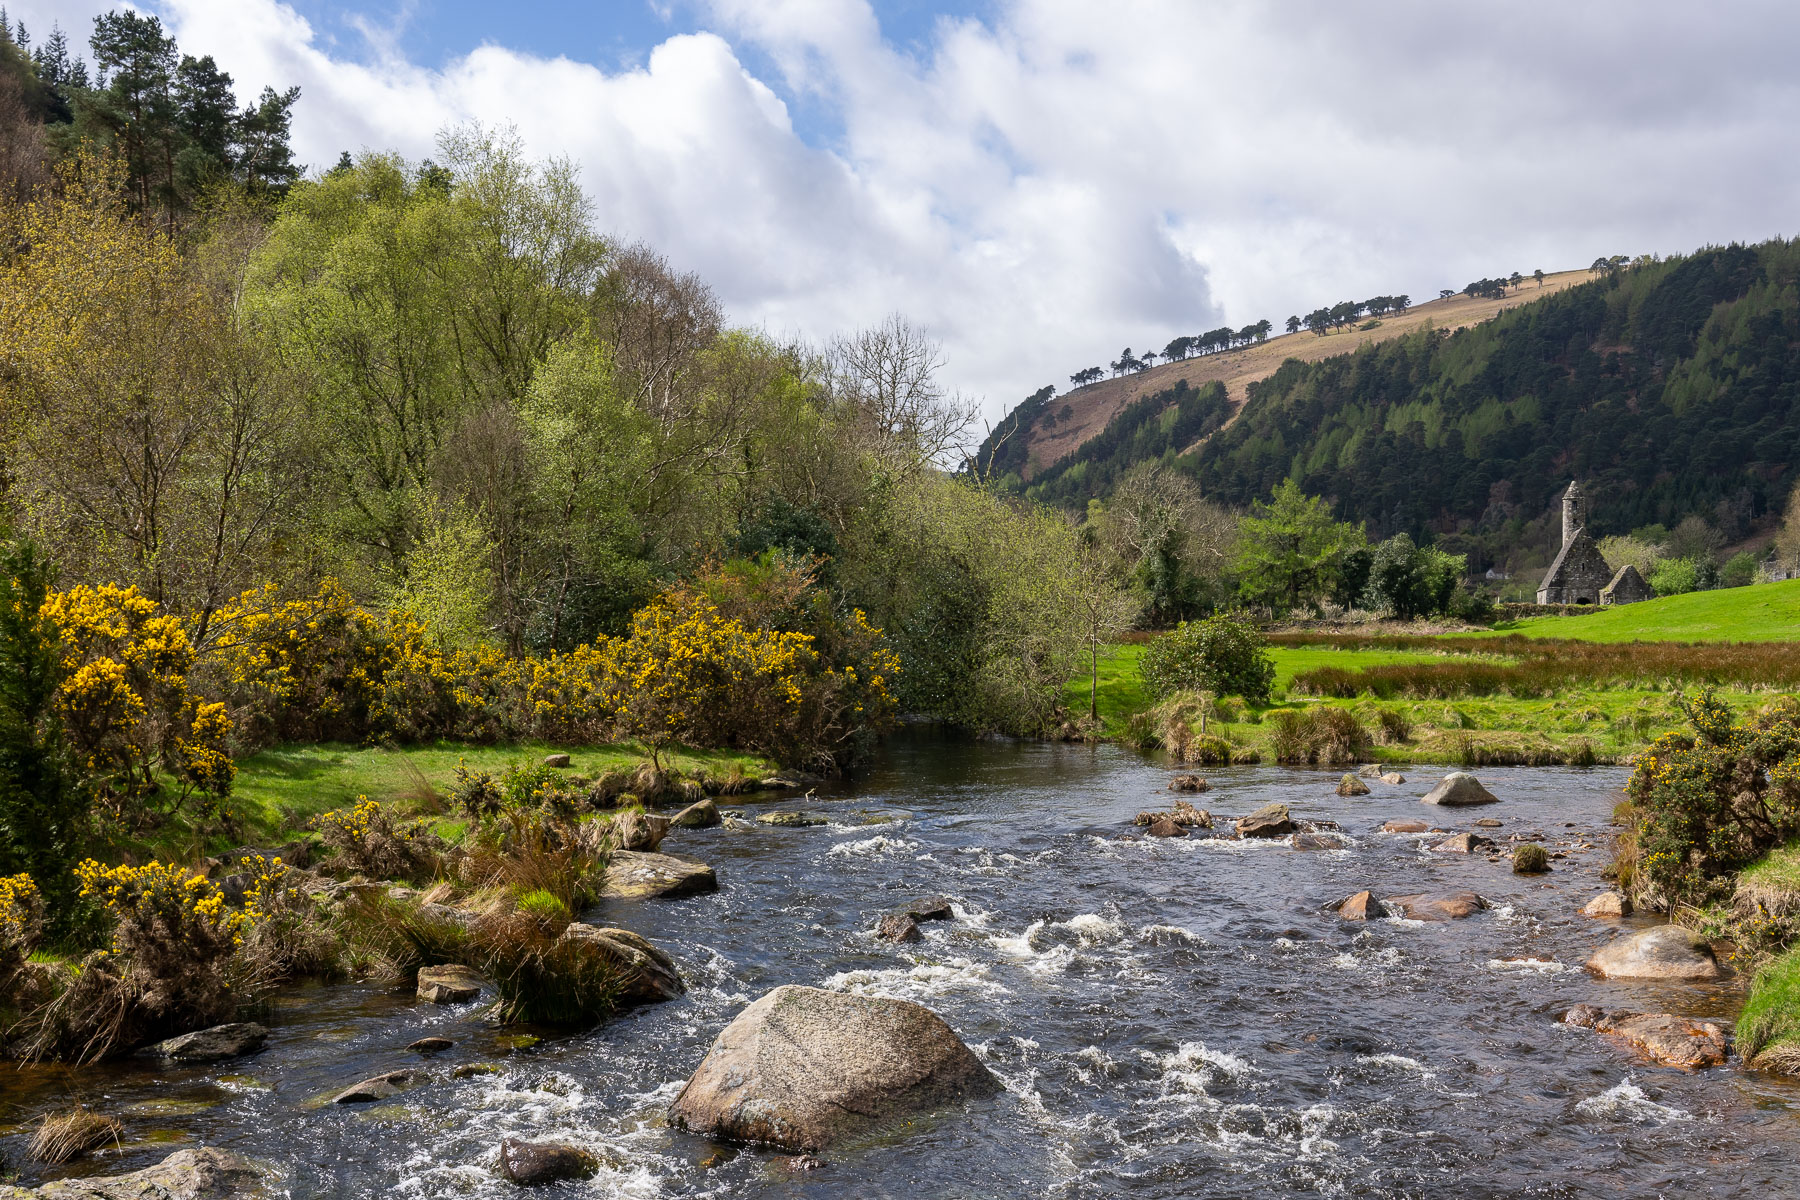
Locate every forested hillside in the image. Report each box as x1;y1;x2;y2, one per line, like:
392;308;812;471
1012;242;1800;573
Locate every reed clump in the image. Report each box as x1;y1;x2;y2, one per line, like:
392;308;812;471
30;1107;120;1163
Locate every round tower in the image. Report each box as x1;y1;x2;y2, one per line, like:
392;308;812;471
1561;481;1585;545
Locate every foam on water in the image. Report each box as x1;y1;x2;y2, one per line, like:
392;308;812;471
826;834;920;858
1574;1078;1694;1124
823;956;1011;1000
1486;956;1574;974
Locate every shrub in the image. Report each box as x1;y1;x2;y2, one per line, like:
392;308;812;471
500;762;581;818
1269;707;1371;765
1622;690;1800;908
1648;556;1707;596
312;798;440;883
446;763;505;819
71;858;246;1044
40;583;234;827
0;535;92;926
233;854;339;984
0;873;43;977
1139;612;1275;704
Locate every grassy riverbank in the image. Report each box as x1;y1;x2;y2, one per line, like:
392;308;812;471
1074;583;1800;764
112;742;773;864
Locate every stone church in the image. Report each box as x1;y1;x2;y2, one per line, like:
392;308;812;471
1537;481;1647;606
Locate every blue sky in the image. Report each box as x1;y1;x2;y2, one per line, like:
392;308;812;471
269;0;992;148
14;0;1800;418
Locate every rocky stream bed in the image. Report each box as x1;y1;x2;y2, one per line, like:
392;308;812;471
5;728;1800;1197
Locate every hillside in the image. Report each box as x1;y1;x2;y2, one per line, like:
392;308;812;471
984;268;1600;482
1002;241;1800;575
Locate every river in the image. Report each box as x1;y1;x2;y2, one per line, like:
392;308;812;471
6;729;1800;1197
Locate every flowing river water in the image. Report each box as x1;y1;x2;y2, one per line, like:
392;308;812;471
7;729;1800;1197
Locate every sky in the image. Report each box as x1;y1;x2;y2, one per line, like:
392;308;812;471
15;0;1800;423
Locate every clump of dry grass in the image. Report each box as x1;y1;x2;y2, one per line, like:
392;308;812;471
1269;707;1370;765
30;1107;120;1163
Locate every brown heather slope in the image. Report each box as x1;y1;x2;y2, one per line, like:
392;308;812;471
1021;267;1600;478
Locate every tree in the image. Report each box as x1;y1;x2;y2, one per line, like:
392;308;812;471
1285;314;1301;334
1508;271;1523;288
83;10;181;218
1101;464;1234;625
1138;611;1275;704
1775;481;1800;576
1392;293;1411;313
1071;540;1139;721
0;533;89;924
829;312;977;474
1438;288;1455;300
1230;480;1367;614
1533;268;1544;286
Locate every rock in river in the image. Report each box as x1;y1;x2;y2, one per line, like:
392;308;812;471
1420;772;1499;806
1564;1004;1728;1068
877;912;923;942
669;984;1001;1151
1586;925;1722;981
1383;891;1488;921
671;798;721;828
560;924;685;1005
1380;819;1432;834
1169;774;1210;793
1336;774;1370;796
1583;891;1633;918
610;809;671;852
1333;890;1385;921
1235;802;1294;839
0;1147;260;1199
896;895;954;922
757;810;829;827
141;1022;267;1063
599;850;718;900
417;964;484;1004
333;1070;417;1104
1146;815;1188;838
1431;833;1492;854
1380;772;1406;785
497;1138;599;1185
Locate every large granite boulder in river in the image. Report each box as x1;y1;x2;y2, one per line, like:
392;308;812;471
669;985;1000;1151
0;1148;260;1198
1420;772;1498;806
1383;891;1488;921
599;850;717;900
497;1138;599;1185
1586;925;1721;980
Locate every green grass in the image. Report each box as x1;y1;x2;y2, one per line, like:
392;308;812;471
1474;578;1800;643
1739;945;1800;1065
1741;843;1800;896
112;740;771;862
1066;642;1514;735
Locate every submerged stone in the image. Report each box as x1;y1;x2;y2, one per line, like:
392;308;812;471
1564;1004;1727;1068
1236;803;1294;839
141;1022;268;1064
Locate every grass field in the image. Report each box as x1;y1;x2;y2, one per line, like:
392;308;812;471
1473;578;1800;643
114;741;771;863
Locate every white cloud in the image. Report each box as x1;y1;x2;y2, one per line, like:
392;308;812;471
20;0;1800;421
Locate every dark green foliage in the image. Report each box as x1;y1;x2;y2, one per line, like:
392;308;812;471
1362;534;1466;618
1185;243;1800;558
0;534;89;929
1138;612;1275;704
1016;381;1231;505
1623;691;1800;905
1720;551;1760;588
1230;480;1367;614
730;497;840;582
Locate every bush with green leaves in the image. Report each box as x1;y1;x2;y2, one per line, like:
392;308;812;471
1138;612;1275;704
1649;556;1714;596
1621;690;1800;908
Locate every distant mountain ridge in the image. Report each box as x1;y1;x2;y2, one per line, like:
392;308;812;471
983;243;1800;572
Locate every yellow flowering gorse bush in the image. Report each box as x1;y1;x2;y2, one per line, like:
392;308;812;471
312;797;439;881
40;583;234;825
0;873;44;974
